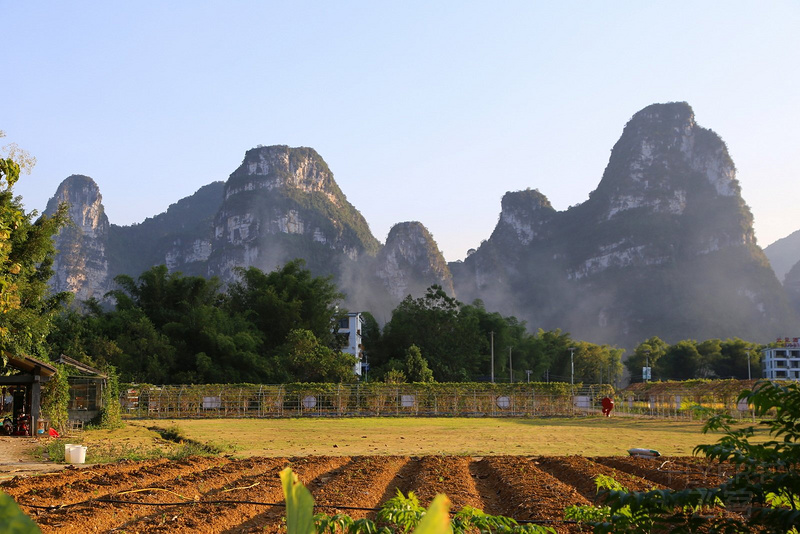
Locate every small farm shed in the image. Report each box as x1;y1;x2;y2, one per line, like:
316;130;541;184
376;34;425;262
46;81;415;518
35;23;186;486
1;354;56;436
55;354;108;423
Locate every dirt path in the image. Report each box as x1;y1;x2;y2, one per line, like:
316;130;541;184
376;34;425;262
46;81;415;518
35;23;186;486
0;436;69;481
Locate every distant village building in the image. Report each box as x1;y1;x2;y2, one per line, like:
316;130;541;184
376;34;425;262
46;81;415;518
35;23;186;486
337;312;365;376
762;337;800;380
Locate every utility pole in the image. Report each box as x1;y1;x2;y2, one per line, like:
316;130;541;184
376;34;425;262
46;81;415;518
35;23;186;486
569;347;576;389
490;331;495;383
509;347;513;384
747;349;752;380
526;370;532;383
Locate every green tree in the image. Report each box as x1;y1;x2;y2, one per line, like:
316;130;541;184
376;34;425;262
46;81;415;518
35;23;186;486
661;340;703;380
278;329;356;383
696;338;722;378
380;286;485;381
0;131;70;362
531;329;575;383
625;337;668;382
227;259;344;351
715;338;760;379
405;344;434;383
571;341;624;385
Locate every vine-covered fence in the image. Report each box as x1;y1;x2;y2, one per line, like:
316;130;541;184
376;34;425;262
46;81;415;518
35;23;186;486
120;383;612;418
118;380;761;419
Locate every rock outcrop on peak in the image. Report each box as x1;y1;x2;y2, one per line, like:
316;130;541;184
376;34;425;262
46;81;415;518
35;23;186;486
452;102;794;347
376;222;453;300
45;175;111;302
208;145;380;281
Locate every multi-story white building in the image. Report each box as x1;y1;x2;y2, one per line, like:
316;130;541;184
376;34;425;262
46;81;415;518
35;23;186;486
337;312;365;376
762;337;800;380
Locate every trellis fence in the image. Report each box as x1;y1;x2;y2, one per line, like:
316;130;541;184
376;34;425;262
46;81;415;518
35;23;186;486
120;383;616;418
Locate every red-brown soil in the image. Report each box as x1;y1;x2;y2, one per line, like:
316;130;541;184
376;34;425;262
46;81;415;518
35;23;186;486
2;455;731;533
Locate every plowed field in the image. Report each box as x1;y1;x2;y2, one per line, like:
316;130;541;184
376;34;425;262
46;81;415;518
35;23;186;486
3;455;728;533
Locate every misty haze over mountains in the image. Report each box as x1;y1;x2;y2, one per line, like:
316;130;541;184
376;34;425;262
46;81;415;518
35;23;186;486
45;103;800;349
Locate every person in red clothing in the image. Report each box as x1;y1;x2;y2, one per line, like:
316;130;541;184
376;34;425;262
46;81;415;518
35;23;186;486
601;396;614;417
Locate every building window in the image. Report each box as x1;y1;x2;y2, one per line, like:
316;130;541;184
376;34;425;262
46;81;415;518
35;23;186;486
776;350;787;357
338;317;349;329
69;381;98;411
775;370;787;378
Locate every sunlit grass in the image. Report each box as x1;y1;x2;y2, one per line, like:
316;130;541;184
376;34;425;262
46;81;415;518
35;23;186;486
118;416;765;458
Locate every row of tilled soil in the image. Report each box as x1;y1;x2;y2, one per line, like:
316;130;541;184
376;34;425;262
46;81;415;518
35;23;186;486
3;455;730;533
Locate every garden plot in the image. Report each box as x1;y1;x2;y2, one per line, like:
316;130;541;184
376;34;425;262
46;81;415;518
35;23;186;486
3;455;729;533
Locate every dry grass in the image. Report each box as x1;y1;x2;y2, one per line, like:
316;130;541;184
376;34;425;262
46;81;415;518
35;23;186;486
110;416;761;458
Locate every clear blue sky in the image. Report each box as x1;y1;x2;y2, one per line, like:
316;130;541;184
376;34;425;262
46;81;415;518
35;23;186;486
3;1;798;261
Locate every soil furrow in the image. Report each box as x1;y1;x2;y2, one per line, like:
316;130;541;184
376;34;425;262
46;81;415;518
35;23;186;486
593;456;727;490
482;456;588;533
469;456;512;517
2;457;177;500
411;456;486;512
33;456;290;533
311;455;409;519
14;456;227;510
535;456;664;501
111;456;296;534
3;454;742;533
376;455;420;507
218;455;351;534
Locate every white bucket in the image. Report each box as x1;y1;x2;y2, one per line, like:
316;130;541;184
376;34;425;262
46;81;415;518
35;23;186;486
64;444;76;463
70;446;87;464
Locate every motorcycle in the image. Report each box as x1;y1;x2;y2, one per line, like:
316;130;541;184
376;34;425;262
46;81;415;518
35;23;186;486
1;415;13;435
13;413;30;436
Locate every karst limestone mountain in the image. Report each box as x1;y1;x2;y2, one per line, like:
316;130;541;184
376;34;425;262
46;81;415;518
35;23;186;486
46;102;798;347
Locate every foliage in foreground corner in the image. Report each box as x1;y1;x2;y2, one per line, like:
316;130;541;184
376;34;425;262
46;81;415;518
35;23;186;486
0;491;40;533
281;468;555;534
567;380;800;533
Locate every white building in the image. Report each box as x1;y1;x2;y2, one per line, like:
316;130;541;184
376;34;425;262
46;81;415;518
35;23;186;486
337;312;365;376
762;337;800;380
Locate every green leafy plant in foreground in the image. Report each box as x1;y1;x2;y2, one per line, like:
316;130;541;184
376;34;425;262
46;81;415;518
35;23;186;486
0;492;40;533
281;468;555;534
568;380;800;533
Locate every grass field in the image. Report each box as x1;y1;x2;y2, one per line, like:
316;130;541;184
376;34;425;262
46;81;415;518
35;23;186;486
77;416;763;459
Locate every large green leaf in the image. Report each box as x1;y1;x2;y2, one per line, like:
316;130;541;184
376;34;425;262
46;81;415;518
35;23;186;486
280;467;316;534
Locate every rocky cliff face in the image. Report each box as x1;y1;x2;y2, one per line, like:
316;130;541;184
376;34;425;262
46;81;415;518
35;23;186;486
376;222;453;299
47;104;796;347
208;146;380;281
107;181;224;279
452;102;794;346
45;175;111;301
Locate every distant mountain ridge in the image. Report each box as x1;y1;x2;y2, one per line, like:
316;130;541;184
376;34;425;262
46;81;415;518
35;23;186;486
764;229;800;283
46;102;798;348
